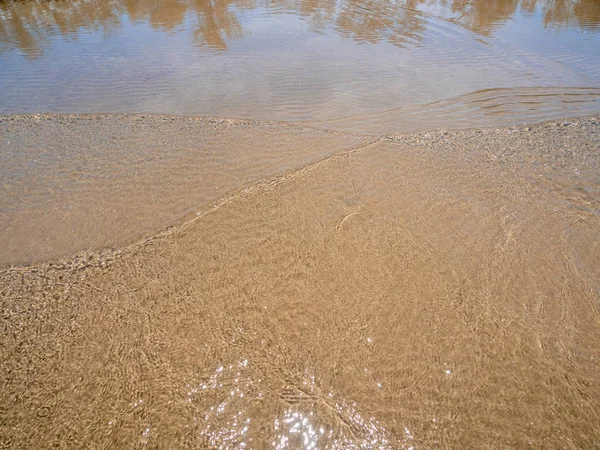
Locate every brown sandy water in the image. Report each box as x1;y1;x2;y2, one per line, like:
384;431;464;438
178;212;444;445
1;116;600;448
2;0;600;448
0;115;371;265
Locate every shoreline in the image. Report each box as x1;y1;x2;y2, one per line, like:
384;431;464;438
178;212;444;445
0;113;374;265
1;113;598;268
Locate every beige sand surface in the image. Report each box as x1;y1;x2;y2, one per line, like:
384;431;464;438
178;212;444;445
1;116;599;448
0;115;372;265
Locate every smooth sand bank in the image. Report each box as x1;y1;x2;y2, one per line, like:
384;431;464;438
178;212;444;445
1;116;600;448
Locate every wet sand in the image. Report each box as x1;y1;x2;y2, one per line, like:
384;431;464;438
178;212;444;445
1;116;600;448
0;115;371;265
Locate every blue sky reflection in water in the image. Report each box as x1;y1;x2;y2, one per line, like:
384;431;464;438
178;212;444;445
0;0;599;128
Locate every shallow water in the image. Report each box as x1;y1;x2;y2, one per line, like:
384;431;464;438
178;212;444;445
0;115;371;264
2;1;600;449
2;0;600;263
1;117;600;448
1;0;600;129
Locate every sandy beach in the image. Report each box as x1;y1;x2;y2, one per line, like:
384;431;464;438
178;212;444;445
1;115;599;448
2;0;600;447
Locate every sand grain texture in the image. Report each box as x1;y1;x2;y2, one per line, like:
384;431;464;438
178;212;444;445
1;117;600;448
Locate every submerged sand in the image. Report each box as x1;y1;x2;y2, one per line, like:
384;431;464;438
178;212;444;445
0;115;372;265
1;116;600;448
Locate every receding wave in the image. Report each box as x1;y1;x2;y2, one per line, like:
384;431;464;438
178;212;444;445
308;87;600;134
0;114;372;265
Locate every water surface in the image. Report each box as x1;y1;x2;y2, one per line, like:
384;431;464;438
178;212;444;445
2;117;600;448
1;0;600;130
2;2;600;448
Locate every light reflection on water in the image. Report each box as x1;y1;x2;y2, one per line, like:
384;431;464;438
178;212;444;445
1;116;600;448
0;0;599;124
185;360;255;448
181;359;398;448
1;0;599;56
1;3;600;449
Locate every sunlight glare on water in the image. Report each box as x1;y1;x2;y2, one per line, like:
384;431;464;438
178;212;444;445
1;2;600;449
